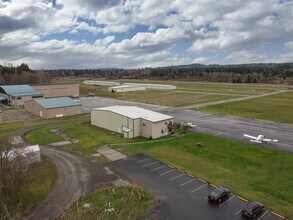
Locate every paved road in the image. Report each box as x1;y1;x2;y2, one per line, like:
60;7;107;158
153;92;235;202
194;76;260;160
179;90;289;109
111;154;283;220
28;146;116;219
11;120;117;220
80;97;293;153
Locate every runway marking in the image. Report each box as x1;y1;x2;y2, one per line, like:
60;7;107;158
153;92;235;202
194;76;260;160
180;179;195;187
159;169;175;176
151;165;167;171
258;211;268;220
219;195;236;207
142;161;159;167
235;209;242;215
135;158;151;164
169;173;185;181
192;183;208;192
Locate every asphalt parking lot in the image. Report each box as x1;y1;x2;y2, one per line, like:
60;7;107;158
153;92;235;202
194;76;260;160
111;154;284;220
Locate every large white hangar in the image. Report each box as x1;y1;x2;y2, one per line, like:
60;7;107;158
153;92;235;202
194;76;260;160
91;106;174;139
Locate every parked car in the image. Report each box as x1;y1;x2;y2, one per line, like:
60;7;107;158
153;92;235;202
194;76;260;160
208;187;230;203
87;93;95;97
72;94;79;98
242;201;264;218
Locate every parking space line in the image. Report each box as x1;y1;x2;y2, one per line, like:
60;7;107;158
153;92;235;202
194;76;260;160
237;196;248;202
142;161;159;167
135;158;151;164
235;209;242;215
151;165;167;171
219;195;236;207
180;179;195;187
198;178;207;183
257;211;268;220
159;169;175;176
191;183;208;192
271;212;285;219
169;173;185;181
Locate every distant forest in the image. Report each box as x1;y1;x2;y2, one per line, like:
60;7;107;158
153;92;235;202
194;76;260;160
1;63;293;85
44;63;293;84
0;63;49;85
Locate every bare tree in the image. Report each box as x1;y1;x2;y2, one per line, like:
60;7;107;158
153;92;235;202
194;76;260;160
0;136;28;219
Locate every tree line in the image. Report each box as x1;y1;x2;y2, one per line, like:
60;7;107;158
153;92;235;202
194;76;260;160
0;63;49;85
43;63;293;84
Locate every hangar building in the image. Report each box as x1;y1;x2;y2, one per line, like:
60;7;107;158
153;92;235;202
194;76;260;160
0;83;80;106
25;97;82;119
32;83;79;98
84;80;120;86
0;85;44;106
108;84;146;93
91;106;174;139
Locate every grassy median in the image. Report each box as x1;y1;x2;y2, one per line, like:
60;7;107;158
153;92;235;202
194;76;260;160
201;91;293;124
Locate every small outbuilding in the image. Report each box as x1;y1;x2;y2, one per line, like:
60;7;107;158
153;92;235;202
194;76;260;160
25;97;82;119
91;106;174;139
6;145;41;165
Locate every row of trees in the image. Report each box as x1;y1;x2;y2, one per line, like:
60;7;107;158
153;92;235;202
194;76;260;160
44;63;293;84
0;63;49;85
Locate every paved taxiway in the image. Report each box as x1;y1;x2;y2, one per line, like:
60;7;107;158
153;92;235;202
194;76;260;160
80;97;293;153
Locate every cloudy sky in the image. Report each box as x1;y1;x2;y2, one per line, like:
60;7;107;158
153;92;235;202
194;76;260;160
0;0;293;69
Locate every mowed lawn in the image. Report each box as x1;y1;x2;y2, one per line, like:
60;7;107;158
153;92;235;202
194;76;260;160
25;122;147;155
201;91;293;124
119;133;293;219
80;84;241;107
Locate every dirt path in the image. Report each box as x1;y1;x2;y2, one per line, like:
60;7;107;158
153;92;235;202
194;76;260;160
179;90;289;109
11;119;117;220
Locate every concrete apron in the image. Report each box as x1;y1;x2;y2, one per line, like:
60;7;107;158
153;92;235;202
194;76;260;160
97;146;127;161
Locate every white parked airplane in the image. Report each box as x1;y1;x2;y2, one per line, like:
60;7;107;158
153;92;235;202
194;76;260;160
187;122;197;128
243;134;278;144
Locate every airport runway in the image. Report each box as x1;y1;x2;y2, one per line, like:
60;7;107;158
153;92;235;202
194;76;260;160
80;97;293;153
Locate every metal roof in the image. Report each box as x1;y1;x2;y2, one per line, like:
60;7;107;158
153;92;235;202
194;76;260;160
92;106;173;122
35;97;81;109
0;85;43;97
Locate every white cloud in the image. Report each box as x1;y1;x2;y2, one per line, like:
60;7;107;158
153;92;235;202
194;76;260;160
0;0;292;68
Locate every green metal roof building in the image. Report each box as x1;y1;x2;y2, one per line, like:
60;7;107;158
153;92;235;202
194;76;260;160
24;97;82;119
0;85;43;106
0;85;43;97
35;97;81;109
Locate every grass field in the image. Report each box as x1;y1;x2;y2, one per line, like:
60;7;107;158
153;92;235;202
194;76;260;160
0;122;24;136
25;122;147;155
59;186;155;220
201;91;293;124
2;156;56;217
115;133;293;219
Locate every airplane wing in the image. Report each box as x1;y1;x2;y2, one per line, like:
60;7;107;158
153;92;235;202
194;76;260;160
250;140;262;144
244;134;257;139
263;139;278;142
